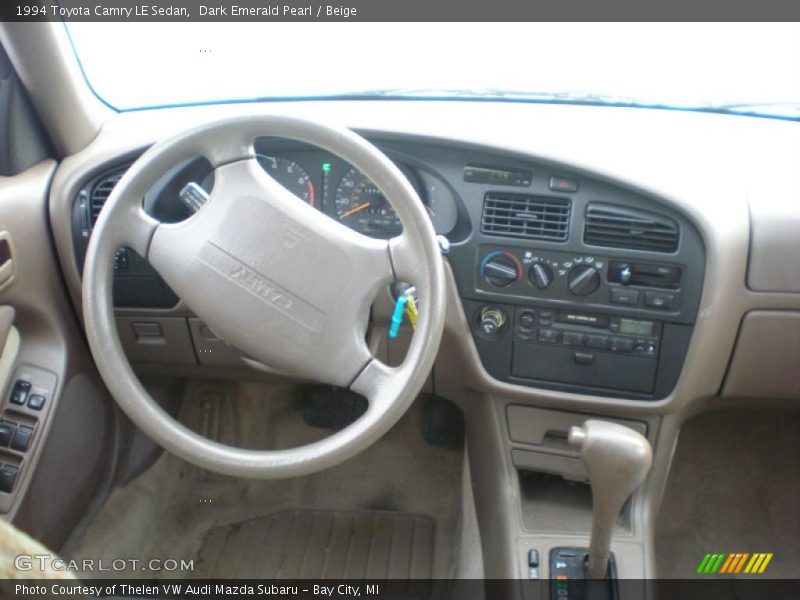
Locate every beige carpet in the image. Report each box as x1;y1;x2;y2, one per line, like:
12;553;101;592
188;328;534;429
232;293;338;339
194;509;435;579
69;380;464;579
655;408;800;579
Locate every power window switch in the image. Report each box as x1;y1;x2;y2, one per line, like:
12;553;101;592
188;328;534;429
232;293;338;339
10;425;33;452
27;395;46;411
0;421;16;447
9;380;31;405
0;464;19;493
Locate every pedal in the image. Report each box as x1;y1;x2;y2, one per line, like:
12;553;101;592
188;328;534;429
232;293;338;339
422;394;464;447
302;386;368;430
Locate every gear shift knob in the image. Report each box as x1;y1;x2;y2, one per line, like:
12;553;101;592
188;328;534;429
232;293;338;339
569;420;652;579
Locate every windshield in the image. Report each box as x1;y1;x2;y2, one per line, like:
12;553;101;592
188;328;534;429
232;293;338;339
66;23;800;119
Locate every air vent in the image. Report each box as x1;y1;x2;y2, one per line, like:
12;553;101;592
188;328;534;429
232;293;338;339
481;193;570;241
90;170;125;225
584;203;679;253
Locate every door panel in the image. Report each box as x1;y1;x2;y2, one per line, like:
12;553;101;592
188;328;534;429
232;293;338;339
0;160;113;550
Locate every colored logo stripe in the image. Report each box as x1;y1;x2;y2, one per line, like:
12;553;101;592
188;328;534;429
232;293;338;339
697;552;773;574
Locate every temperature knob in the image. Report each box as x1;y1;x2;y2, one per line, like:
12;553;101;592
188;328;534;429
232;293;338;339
481;252;521;287
567;265;601;296
529;263;554;289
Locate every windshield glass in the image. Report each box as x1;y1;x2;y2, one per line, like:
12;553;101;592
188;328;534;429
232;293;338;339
66;23;800;119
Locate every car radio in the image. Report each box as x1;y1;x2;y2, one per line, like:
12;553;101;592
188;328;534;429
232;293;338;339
468;302;666;396
514;308;660;359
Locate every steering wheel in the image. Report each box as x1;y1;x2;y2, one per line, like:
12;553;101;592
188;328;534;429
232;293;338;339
82;116;445;479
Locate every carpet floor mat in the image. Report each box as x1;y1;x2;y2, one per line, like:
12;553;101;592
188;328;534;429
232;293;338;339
67;380;464;579
194;510;435;579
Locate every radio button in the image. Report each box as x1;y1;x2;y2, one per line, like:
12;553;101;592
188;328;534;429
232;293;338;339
538;310;555;325
610;337;634;352
538;329;560;344
518;311;537;330
516;330;536;342
586;335;611;350
634;342;656;356
610;288;640;306
562;332;585;347
645;292;674;309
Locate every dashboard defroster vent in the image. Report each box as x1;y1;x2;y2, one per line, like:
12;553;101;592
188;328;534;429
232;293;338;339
481;193;570;241
584;203;679;253
90;170;125;225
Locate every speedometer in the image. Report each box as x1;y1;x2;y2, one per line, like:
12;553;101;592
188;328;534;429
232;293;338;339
334;167;402;237
257;156;316;207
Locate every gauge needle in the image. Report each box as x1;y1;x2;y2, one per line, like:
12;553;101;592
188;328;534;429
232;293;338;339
339;202;370;219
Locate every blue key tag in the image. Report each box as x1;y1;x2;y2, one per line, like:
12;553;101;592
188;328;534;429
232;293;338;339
389;295;408;339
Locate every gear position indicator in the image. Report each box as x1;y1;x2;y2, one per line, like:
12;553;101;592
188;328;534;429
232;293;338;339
549;547;618;600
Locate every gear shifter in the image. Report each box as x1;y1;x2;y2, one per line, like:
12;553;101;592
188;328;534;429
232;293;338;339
568;420;653;579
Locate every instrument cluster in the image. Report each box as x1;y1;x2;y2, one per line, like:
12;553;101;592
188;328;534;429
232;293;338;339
254;141;459;238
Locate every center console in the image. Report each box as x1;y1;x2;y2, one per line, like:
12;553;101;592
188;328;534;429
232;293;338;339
446;157;705;400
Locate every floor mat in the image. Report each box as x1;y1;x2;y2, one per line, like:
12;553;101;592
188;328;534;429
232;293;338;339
68;380;463;579
655;409;800;579
194;510;435;579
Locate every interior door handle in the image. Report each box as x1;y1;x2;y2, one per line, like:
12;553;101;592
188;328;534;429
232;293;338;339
0;232;15;293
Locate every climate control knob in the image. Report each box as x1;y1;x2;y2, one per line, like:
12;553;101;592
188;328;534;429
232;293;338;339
567;265;601;296
529;262;554;289
481;252;521;287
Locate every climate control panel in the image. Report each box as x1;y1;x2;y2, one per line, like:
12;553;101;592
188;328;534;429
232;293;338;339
476;245;684;316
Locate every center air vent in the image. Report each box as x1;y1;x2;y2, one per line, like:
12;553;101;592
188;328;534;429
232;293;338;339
481;193;570;241
584;203;679;253
90;169;126;225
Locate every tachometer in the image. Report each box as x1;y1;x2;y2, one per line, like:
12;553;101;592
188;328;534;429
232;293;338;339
257;156;316;207
334;167;402;237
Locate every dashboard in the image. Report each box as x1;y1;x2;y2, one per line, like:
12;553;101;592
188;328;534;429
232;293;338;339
45;99;800;420
69;131;706;402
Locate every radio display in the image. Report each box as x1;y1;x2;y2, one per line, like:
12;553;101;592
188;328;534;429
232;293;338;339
619;319;654;336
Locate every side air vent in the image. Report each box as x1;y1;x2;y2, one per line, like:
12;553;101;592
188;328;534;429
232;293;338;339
90;169;125;225
584;203;679;253
481;193;571;241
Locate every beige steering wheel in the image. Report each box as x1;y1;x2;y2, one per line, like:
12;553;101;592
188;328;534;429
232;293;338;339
82;115;445;478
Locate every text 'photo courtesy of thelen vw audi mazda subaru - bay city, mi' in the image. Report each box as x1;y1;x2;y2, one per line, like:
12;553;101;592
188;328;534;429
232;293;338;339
0;17;798;600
